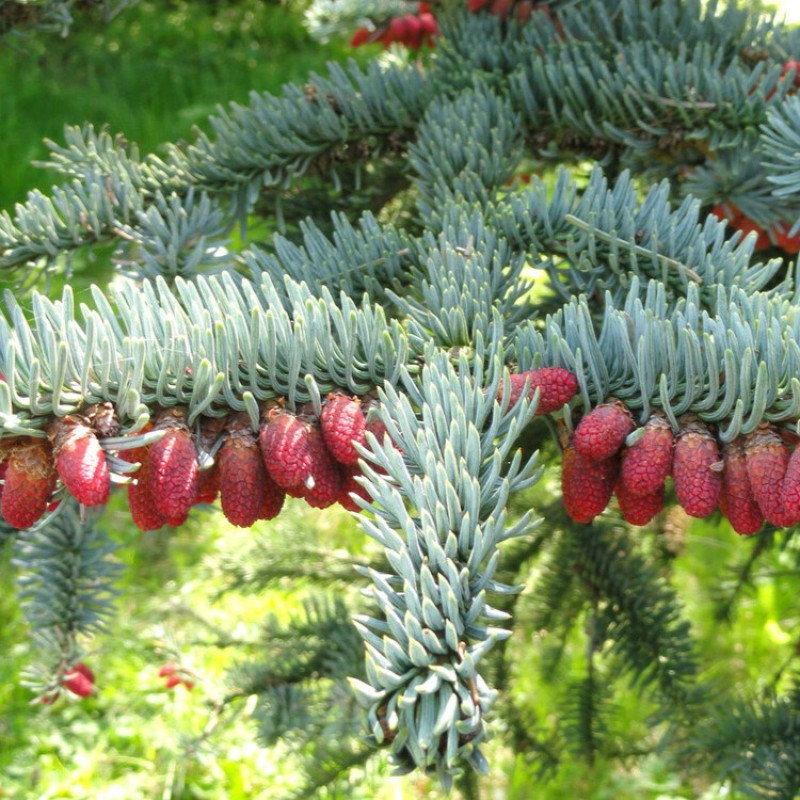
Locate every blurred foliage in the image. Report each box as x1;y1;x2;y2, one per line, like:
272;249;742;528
6;481;800;798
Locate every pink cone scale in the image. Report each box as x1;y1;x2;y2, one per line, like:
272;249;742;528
259;407;316;490
619;413;673;497
147;408;199;526
573;399;635;462
320;393;367;466
500;368;579;415
719;438;764;536
671;416;722;518
744;424;796;527
218;412;267;528
615;479;665;526
48;416;110;507
561;439;619;523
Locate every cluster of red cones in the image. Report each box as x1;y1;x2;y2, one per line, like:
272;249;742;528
350;2;438;49
562;402;800;535
0;368;580;532
40;660;197;704
348;0;562;51
5;371;796;539
466;0;558;23
0;394;390;532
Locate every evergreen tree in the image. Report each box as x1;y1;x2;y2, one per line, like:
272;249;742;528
4;0;800;795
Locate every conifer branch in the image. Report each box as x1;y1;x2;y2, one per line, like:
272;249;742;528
243;211;413;305
495;166;786;305
531;519;698;720
348;340;542;783
5;0;800;789
578;523;698;709
12;498;121;699
763;95;800;221
178;58;434;213
691;697;800;799
712;527;777;623
227;592;370;779
513;279;800;437
215;526;384;594
0;272;411;434
406;85;524;222
0;57;432;274
1;0;133;39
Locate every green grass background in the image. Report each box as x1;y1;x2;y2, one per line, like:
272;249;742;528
0;0;356;211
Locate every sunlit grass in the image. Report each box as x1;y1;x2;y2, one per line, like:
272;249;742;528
0;0;357;211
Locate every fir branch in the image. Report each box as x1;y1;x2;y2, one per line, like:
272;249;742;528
557;0;768;60
348;341;542;782
387;215;534;348
531;515;699;715
512;279;800;438
179;59;435;215
0;56;432;273
512;38;771;153
762;95;800;218
561;671;606;766
572;522;699;710
111;188;233;282
11;498;121;697
37;124;183;195
0;0;131;39
691;697;800;799
525;513;588;649
713;526;777;623
215;528;383;595
431;13;558;91
227;594;367;745
12;500;120;637
679;145;800;231
3;0;798;282
278;741;379;800
0;172;146;271
242;210;414;306
495;166;785;305
406;84;524;222
0;270;412;433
